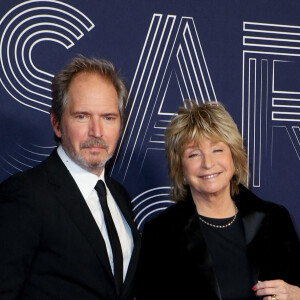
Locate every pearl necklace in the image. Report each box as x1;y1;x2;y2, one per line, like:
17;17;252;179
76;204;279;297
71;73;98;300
198;205;238;229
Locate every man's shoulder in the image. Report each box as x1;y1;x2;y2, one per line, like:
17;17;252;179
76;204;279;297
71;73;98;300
0;151;61;193
0;163;43;191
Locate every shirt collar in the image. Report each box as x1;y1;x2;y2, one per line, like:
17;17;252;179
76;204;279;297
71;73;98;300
57;145;105;200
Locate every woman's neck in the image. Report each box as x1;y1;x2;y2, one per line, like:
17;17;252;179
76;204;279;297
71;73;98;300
192;192;236;218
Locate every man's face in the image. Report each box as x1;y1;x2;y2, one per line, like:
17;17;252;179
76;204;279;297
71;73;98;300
51;72;121;176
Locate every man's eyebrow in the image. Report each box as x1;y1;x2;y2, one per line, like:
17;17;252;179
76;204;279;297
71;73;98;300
101;112;120;117
70;111;89;115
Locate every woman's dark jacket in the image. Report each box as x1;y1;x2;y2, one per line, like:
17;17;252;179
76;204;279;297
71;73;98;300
136;185;300;300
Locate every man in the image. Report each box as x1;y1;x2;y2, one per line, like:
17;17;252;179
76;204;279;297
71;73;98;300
0;56;141;300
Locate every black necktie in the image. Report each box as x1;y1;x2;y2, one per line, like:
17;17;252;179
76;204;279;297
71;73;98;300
95;180;123;295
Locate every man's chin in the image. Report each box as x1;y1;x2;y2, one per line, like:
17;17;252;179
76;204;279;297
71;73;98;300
80;157;105;167
87;161;106;168
81;154;113;170
64;147;113;173
76;160;105;175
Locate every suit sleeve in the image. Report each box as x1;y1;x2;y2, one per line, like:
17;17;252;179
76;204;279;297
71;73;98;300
278;206;300;286
135;219;173;300
136;222;158;300
0;177;41;299
261;204;300;287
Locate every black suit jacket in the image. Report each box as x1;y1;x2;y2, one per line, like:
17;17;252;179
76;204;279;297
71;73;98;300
0;151;141;300
136;185;300;300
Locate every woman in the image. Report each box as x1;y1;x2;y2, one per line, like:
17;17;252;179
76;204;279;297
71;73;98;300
136;101;300;300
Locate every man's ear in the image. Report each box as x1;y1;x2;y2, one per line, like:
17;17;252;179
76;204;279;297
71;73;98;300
50;113;62;138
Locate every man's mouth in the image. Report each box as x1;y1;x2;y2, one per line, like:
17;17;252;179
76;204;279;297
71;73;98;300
80;139;108;151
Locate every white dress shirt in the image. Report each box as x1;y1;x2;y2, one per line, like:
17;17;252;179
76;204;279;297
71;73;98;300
57;146;134;281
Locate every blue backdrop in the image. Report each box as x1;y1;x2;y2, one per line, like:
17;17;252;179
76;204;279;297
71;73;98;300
0;0;299;234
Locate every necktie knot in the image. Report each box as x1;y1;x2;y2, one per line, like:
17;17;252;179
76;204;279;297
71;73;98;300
95;180;107;197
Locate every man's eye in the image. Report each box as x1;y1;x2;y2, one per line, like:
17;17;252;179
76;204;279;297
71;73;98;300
75;114;88;121
105;116;115;121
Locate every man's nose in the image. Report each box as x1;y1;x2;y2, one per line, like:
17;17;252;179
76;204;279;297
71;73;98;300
89;117;103;137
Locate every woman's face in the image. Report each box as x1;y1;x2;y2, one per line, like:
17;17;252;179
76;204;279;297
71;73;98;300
181;137;235;201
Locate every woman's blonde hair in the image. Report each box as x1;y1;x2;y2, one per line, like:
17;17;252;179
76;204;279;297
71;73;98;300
164;101;248;202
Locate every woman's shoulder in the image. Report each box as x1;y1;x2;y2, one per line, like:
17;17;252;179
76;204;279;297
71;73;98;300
236;184;291;217
143;198;195;231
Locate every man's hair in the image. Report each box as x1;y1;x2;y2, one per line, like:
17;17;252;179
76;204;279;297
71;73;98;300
50;55;128;144
164;100;248;202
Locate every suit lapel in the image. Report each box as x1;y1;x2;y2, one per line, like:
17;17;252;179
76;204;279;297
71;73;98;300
45;152;114;282
235;185;268;283
105;177;135;231
181;197;221;299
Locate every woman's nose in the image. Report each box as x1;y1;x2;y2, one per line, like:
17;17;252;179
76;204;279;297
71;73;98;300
202;153;214;169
